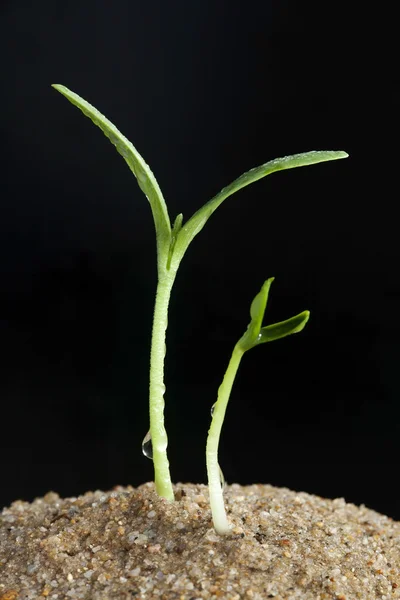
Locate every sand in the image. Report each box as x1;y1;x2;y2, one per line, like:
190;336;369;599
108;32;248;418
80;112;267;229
1;482;399;599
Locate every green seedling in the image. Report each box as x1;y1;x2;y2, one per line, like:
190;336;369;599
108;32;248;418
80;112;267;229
206;277;309;534
52;84;347;510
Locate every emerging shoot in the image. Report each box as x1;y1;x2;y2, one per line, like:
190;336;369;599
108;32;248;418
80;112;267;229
52;84;347;504
206;278;310;534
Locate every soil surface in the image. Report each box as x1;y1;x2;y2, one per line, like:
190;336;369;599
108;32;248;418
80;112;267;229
0;482;399;599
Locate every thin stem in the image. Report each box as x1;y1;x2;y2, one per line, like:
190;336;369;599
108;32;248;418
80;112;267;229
206;344;244;534
149;271;176;501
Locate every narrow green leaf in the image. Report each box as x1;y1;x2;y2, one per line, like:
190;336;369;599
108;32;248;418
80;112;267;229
52;84;171;256
238;279;310;351
167;213;184;269
257;310;310;344
239;278;274;350
250;277;274;322
171;213;184;236
172;150;348;266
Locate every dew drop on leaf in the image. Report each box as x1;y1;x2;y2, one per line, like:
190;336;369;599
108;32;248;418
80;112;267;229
210;402;216;416
142;430;153;460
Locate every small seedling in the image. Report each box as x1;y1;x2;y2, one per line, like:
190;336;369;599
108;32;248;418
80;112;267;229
206;277;309;534
52;84;347;527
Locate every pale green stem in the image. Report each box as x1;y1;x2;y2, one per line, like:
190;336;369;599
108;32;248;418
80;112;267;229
149;271;176;501
206;344;244;534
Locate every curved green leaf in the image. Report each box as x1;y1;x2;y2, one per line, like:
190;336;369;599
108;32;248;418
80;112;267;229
250;277;274;322
257;310;310;344
238;278;310;352
240;278;274;350
52;84;171;259
172;150;348;267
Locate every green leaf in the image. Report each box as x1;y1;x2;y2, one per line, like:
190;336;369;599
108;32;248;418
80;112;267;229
239;278;274;350
171;150;348;267
250;277;274;321
238;279;310;352
257;310;310;344
52;84;171;259
167;213;184;269
171;213;184;237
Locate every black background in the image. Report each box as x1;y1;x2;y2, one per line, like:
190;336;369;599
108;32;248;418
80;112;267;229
1;2;399;521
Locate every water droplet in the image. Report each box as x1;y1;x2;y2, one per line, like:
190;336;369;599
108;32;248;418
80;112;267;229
210;402;216;416
142;430;153;459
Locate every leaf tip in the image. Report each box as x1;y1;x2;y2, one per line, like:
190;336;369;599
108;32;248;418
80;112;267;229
295;310;311;332
262;276;275;289
51;84;67;96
